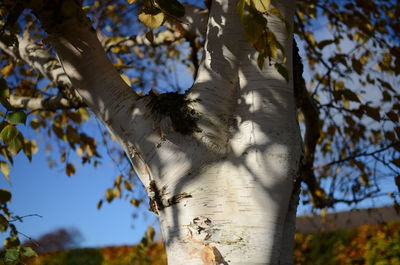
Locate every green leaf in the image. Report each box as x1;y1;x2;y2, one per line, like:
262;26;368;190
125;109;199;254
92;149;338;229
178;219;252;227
7;133;24;155
0;189;12;204
0;214;8;232
20;247;37;258
275;63;289;82
4;248;19;262
1;146;14;165
154;0;185;18
6;111;26;125
138;11;165;30
254;31;267;52
237;0;246;20
242;14;264;44
268;36;279;59
4;236;20;249
266;30;285;60
0;161;10;182
0;125;18;144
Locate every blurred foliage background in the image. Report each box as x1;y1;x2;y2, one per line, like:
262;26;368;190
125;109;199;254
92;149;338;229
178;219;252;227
18;221;400;265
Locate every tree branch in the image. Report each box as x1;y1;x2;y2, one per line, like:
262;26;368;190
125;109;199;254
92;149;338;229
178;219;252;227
9;95;84;111
17;35;84;106
0;39;20;62
313;142;400;170
104;30;183;52
164;3;209;40
0;33;85;110
103;3;208;52
293;40;336;208
28;0;159;188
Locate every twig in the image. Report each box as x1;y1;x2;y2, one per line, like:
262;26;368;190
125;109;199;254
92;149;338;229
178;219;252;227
313;142;399;169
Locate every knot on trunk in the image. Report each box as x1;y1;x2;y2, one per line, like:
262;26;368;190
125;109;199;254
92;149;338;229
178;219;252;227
146;91;201;135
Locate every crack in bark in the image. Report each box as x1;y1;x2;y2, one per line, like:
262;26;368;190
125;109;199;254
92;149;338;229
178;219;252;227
147;180;192;215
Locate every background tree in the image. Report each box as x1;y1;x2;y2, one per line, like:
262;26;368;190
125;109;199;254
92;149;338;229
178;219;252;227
0;0;399;264
23;227;83;254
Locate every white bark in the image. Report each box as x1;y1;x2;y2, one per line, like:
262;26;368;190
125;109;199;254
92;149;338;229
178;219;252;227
31;0;301;264
18;36;71;89
153;1;301;264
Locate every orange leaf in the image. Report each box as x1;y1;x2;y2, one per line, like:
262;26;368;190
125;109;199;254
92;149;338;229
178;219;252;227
0;64;13;77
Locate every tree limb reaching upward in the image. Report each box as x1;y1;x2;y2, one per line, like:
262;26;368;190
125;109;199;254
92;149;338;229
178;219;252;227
293;40;330;208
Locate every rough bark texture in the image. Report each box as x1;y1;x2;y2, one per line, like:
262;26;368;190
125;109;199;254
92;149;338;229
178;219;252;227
31;0;301;264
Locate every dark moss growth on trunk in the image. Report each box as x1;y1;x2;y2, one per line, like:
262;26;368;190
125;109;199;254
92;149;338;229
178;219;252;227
146;91;201;135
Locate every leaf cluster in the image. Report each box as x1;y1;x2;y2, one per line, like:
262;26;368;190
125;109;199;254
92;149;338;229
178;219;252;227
134;0;185;31
237;0;289;81
0;189;38;265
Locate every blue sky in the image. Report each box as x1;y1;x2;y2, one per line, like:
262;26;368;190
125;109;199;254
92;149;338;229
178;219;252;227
0;142;158;248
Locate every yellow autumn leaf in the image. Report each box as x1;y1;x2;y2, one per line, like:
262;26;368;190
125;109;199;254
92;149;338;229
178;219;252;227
78;107;89;121
315;188;326;198
138;12;165;30
0;64;13;77
0;161;10;182
251;0;270;13
130;199;141;207
76;147;83;156
120;74;131;86
321;208;327;218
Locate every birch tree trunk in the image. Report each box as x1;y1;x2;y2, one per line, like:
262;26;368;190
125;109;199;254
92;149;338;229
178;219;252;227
31;0;301;264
